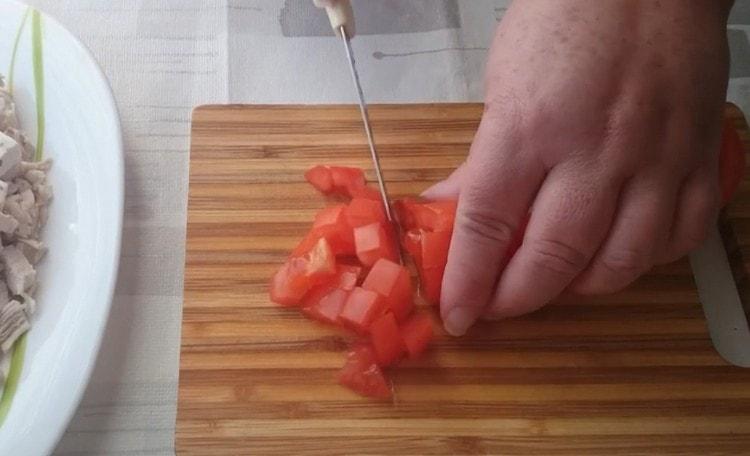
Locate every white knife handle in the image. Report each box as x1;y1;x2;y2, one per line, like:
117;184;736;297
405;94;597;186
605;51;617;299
313;0;355;38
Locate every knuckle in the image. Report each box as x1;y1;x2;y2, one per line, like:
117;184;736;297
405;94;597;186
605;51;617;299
599;248;650;275
526;238;589;276
457;208;516;247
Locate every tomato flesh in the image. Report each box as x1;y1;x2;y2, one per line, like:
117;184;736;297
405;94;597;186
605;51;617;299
338;346;392;399
346;198;386;228
354;222;398;267
362;258;413;321
370;312;405;366
338;287;387;332
302;288;349;324
270;238;336;306
400;312;434;358
305;165;334;193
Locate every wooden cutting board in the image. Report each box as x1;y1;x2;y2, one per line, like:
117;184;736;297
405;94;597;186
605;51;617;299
176;104;750;455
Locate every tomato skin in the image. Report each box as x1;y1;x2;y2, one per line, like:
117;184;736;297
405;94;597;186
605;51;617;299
719;119;745;206
362;258;413;321
346;198;387;228
305;166;334;193
400;312;434;358
338;287;387;333
354;222;398;267
369;312;405;366
395;198;457;232
338;345;392;399
302;288;350;324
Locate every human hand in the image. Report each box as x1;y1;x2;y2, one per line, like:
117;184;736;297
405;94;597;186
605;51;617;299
424;0;733;336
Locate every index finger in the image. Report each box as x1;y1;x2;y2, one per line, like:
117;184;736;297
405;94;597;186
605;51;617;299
440;113;544;336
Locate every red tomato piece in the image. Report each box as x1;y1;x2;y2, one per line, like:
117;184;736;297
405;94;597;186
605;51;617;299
270;238;336;306
395;198;456;232
362;258;413;321
421;229;451;269
354;222;398;267
719;119;746;206
330;166;366;193
369;312;405;366
305;165;334;193
313;205;356;255
269;257;311;306
402;229;423;268
419;266;443;305
336;264;362;291
338;287;387;332
400;312;434;358
349;185;383;200
338;345;392;399
346;198;386;228
290;230;320;258
302;288;350;324
421;200;457;232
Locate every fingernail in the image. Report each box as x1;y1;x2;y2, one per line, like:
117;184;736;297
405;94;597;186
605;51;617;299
444;307;475;336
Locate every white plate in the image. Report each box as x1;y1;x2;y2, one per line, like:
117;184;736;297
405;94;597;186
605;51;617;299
0;1;123;454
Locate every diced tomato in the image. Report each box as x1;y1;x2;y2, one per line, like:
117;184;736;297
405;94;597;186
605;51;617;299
349;185;383;201
719;119;745;206
313;205;355;255
270;238;336;306
336;264;362;291
362;258;413;321
400;312;434;358
346;198;386;228
269;257;311;306
370;312;405;366
421;230;451;269
291;230;320;257
402;229;423;268
338;345;392;399
419;266;443;305
395;198;456;232
330;166;366;193
302;288;349;324
354;222;398;267
338;287;387;332
305;165;334;193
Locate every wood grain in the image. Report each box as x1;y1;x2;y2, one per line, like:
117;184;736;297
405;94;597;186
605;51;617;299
177;104;750;455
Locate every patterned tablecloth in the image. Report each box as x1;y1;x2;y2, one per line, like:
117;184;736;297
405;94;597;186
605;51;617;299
15;1;750;454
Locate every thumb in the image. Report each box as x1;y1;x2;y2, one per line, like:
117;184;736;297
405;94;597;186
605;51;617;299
421;163;467;200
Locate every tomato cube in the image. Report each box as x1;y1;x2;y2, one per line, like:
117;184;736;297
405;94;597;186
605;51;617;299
400;312;434;358
395;198;456;232
370;312;405;366
349;185;382;201
362;258;413;321
305;165;334;193
270;238;336;306
269;257;311;306
354;222;397;267
330;166;366;193
338;287;386;332
346;198;386;228
312;205;355;255
302;288;349;324
336;264;362;291
338;345;392;399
